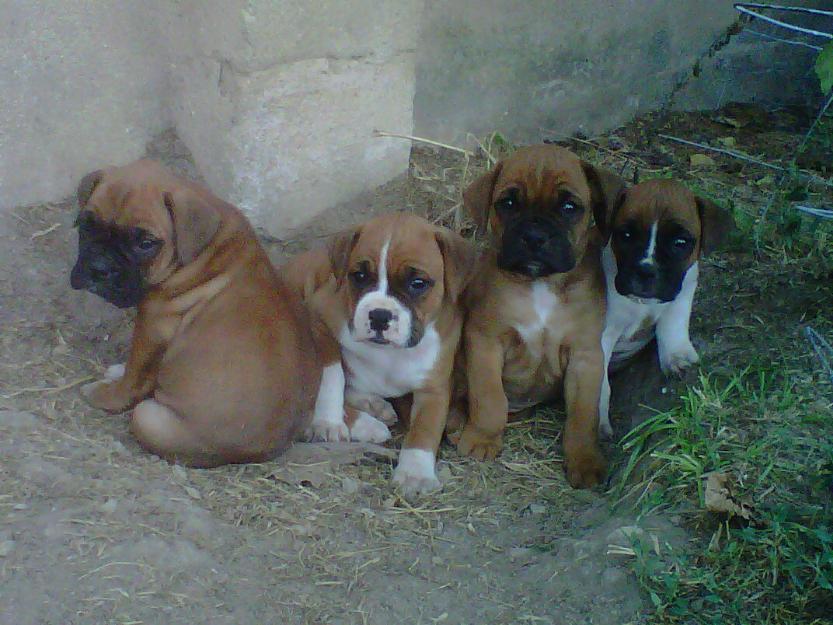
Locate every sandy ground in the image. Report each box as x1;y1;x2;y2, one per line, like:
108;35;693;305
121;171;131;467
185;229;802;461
1;108;817;625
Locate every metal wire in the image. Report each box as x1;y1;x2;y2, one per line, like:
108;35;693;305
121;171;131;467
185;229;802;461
735;3;833;39
805;326;833;385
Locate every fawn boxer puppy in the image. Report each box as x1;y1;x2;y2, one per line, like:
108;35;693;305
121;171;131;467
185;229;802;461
281;213;477;495
71;160;321;466
597;178;732;437
454;145;624;488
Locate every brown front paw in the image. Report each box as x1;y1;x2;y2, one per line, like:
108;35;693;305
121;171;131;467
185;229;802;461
457;425;503;460
80;380;134;413
564;445;607;489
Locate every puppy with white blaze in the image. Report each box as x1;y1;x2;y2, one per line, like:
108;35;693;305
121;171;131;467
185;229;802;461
281;213;477;496
597;179;733;438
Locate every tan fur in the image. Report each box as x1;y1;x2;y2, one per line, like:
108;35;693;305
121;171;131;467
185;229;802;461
77;160;321;467
454;145;626;489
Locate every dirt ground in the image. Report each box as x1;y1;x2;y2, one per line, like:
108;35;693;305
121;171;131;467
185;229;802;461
1;106;829;625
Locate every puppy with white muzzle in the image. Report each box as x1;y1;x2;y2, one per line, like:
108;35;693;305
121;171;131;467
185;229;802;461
597;179;733;438
281;213;477;496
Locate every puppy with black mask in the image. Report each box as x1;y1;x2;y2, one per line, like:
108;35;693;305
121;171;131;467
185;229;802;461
596;178;733;437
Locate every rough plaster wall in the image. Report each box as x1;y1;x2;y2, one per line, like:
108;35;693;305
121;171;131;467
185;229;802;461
413;0;824;143
160;0;421;236
0;1;169;208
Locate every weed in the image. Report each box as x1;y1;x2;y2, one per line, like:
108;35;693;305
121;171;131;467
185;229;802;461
615;366;833;624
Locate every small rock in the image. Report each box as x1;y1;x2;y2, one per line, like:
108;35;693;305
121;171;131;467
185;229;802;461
0;410;39;430
509;547;533;561
12;503;28;511
101;498;118;514
0;540;16;557
606;525;646;546
690;154;716;168
341;477;359;494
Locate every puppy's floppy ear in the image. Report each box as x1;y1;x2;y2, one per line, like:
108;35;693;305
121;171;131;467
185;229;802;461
76;169;105;209
328;226;362;287
696;196;734;255
435;227;479;304
462;162;503;235
163;189;222;265
581;161;627;239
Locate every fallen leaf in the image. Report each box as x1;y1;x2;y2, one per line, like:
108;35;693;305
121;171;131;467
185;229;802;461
690;154;717;168
713;115;743;129
717;136;736;148
703;472;755;521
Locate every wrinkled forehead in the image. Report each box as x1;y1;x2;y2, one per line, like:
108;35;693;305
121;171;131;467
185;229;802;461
352;222;442;274
615;183;700;233
86;178;169;234
496;148;591;205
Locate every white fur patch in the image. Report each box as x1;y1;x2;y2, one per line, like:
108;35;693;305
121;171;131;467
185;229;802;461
392;448;441;495
351;238;413;347
641;221;659;266
340;322;441;399
305;363;348;442
105;363;126;381
349;411;392;443
514;281;558;353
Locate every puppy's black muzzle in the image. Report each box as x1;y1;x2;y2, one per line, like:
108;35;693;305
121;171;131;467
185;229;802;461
614;263;682;303
71;243;144;309
498;218;575;278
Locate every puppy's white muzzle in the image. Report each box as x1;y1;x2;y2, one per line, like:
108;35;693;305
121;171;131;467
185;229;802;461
352;292;412;347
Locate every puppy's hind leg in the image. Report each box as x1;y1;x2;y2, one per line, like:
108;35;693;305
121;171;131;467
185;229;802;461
130;399;225;468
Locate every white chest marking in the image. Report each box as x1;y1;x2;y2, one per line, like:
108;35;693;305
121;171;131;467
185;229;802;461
340;323;441;398
515;282;559;347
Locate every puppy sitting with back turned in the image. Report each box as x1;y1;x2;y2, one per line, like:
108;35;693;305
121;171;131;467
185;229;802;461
71;160;322;466
452;145;625;489
596;178;733;438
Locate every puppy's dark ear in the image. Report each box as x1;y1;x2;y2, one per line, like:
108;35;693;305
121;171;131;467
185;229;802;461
581;161;627;240
462;162;503;235
77;170;104;209
328;226;362;287
163;189;222;265
696;196;734;255
435;227;479;304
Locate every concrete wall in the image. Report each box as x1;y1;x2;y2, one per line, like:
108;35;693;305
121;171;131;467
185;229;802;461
414;0;823;143
0;1;169;209
1;0;824;234
0;0;420;238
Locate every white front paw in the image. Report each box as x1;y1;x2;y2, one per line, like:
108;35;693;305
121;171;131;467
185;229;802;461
659;341;699;376
104;363;126;381
392;448;441;496
304;416;350;442
598;415;614;440
350;412;392;443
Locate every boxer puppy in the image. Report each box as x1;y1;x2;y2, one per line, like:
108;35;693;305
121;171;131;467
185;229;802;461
281;213;477;495
454;145;624;489
70;160;321;466
597;179;732;437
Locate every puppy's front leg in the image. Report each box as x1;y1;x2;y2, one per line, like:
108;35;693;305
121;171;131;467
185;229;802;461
657;264;699;376
457;330;508;460
392;386;450;496
82;315;171;413
598;326;618;439
563;346;607;489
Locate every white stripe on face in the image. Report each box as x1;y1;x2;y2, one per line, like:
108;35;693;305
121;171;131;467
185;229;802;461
376;238;390;294
641;221;658;265
350;236;413;346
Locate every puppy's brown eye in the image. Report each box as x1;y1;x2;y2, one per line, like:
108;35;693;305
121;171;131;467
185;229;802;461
673;237;693;249
616;228;633;242
408;277;432;295
560;200;582;216
496;197;515;211
137;237;158;251
350;270;371;287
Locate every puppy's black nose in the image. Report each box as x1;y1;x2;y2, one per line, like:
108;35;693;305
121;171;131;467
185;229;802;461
89;257;116;282
521;227;548;247
368;308;393;332
635;263;657;282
